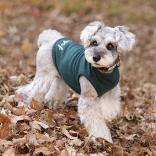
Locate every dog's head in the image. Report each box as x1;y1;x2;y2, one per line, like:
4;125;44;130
80;21;135;73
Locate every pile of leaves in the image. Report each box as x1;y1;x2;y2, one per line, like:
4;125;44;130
0;0;156;155
0;72;156;155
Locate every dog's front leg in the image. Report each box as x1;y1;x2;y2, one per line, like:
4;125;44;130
78;76;113;143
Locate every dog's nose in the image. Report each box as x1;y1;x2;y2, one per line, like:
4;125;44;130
93;55;101;62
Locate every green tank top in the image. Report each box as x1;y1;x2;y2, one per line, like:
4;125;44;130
52;38;120;97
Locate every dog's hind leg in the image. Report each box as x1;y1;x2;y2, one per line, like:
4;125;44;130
15;44;56;103
16;30;64;104
44;76;68;109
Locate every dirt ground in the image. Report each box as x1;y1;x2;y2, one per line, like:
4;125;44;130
0;1;156;155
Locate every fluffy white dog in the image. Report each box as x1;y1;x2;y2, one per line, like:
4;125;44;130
15;21;135;143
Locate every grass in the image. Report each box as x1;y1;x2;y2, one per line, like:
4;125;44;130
35;0;156;24
0;0;156;24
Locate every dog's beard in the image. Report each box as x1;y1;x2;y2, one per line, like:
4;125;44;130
85;52;120;73
97;55;120;73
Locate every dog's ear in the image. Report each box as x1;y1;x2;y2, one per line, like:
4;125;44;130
115;26;135;52
80;21;105;46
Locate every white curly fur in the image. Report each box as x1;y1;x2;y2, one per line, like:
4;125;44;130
16;21;135;143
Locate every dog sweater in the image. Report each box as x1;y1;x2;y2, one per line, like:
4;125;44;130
52;38;120;97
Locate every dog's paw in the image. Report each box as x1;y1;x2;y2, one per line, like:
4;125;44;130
15;91;31;104
44;96;63;109
87;128;113;143
90;135;113;143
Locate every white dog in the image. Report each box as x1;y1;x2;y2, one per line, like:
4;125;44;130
15;21;135;143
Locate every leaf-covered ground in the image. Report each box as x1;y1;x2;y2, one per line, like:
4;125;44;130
0;1;156;155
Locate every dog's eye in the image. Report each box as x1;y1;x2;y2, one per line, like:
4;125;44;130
106;43;116;50
90;40;98;46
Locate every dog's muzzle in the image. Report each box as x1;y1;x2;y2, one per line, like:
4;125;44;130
98;55;120;73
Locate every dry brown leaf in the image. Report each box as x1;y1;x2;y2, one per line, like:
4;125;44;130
3;102;13;111
9;74;26;85
29;121;41;131
69;139;83;147
21;38;32;53
30;99;44;111
32;120;49;129
125;134;137;140
13;136;26;144
0;124;10;139
65;111;77;119
143;131;156;138
148;107;156;117
65;145;76;156
0;113;11;139
60;149;68;156
12;107;25;116
41;109;54;123
112;146;124;156
0;139;13;147
33;146;52;155
26;131;39;145
36;133;54;143
131;147;153;156
2;147;15;156
89;154;104;156
55;140;65;150
11;115;31;125
0;30;5;37
16;122;30;132
61;126;78;140
7;95;15;103
26;108;37;115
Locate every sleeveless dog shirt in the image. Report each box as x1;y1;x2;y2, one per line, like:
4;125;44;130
52;38;120;97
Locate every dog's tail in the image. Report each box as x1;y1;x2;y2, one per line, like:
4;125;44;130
37;29;63;48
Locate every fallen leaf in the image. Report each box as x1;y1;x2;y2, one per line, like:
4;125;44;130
60;149;68;156
0;113;11;139
26;131;39;146
26;108;37;115
55;140;65;150
32;121;49;129
61;126;78;140
21;38;32;53
12;107;25;116
3;102;13;112
2;147;15;156
41;109;54;123
69;139;83;146
30;99;44;111
5;95;15;103
11;115;31;125
112;145;124;156
33;146;52;155
65;111;77;119
16;122;30;132
125;134;137;140
29;121;41;131
143;131;156;138
13;136;26;144
36;133;54;143
65;145;76;156
0;139;13;147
